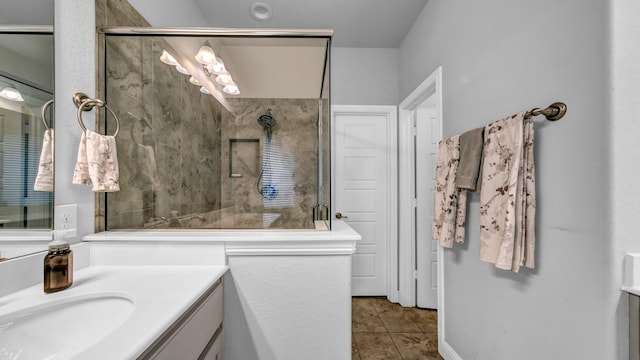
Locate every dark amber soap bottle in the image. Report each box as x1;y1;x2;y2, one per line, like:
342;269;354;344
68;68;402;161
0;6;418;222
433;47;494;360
44;239;73;293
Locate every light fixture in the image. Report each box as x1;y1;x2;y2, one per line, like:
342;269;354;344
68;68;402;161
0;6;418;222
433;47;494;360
206;58;226;75
215;72;234;86
194;46;218;65
189;76;202;86
0;86;24;102
160;50;178;65
175;63;190;75
250;2;273;22
158;46;240;97
223;84;240;95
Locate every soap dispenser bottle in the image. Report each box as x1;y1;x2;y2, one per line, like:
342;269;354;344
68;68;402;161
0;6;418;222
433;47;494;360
44;237;73;293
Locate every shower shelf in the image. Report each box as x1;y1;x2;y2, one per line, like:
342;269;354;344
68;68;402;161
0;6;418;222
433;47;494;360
229;138;260;178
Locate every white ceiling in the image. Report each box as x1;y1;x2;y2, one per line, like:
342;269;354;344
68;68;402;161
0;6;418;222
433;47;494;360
192;0;429;48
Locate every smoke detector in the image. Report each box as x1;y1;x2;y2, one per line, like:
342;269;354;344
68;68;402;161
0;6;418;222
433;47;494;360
250;2;272;21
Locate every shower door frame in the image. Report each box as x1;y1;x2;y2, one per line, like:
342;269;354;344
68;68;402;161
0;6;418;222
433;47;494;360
95;26;334;232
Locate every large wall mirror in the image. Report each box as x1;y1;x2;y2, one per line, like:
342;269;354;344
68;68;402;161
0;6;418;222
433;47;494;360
0;2;54;260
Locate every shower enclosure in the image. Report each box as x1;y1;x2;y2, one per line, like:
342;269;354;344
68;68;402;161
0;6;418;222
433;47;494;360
100;28;331;230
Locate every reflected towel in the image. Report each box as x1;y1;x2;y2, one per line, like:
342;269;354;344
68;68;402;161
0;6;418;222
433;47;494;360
72;129;120;192
479;112;535;272
455;127;484;191
432;135;467;248
34;129;54;192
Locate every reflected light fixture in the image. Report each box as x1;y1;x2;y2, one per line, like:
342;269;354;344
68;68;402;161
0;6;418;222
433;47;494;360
189;76;202;86
195;46;218;66
0;86;24;102
207;58;226;75
160;50;178;65
159;46;240;96
175;63;190;75
215;72;234;86
223;84;240;95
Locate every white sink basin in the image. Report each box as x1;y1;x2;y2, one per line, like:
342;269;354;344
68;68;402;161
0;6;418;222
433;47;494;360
0;292;135;360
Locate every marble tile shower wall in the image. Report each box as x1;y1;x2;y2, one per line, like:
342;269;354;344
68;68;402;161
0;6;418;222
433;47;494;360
97;0;323;230
223;99;319;229
104;36;226;229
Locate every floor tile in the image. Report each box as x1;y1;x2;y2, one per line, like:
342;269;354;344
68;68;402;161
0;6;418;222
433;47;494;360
371;299;421;333
352;298;387;332
406;307;438;333
389;333;435;360
352;334;361;360
354;333;402;360
352;297;442;359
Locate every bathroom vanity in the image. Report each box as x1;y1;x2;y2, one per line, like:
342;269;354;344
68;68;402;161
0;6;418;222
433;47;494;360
0;221;359;360
0;260;227;359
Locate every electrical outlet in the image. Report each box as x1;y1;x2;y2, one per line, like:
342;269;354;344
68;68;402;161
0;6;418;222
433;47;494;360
55;204;78;233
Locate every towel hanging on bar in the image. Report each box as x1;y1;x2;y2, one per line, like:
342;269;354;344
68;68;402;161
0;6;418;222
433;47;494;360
479;112;536;272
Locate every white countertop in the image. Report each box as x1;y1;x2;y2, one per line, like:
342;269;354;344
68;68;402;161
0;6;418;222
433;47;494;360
0;265;228;359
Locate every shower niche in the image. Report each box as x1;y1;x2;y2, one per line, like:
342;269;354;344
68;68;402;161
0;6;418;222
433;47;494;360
101;29;331;231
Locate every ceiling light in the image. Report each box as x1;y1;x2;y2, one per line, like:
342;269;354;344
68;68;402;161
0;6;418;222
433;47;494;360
189;76;201;86
195;46;218;65
175;63;190;75
215;73;234;86
250;2;273;21
223;84;240;95
160;50;178;65
0;87;24;102
200;86;211;95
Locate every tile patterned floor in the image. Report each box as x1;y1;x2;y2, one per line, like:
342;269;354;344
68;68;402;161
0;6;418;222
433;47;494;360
352;297;443;360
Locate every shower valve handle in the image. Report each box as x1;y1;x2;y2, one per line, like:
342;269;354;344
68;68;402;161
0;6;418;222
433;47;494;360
335;212;348;220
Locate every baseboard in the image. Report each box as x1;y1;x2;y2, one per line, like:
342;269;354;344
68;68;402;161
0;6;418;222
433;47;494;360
440;339;463;360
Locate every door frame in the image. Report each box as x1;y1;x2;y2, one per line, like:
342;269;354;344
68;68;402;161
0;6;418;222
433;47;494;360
331;105;398;298
398;66;444;308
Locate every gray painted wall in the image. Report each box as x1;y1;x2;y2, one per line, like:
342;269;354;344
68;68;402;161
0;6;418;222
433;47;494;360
399;0;621;359
331;47;398;105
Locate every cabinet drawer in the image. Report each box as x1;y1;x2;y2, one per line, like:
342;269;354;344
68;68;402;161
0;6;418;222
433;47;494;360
200;330;223;360
142;279;223;360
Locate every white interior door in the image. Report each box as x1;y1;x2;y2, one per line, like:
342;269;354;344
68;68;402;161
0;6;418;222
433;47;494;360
415;103;439;309
332;105;396;296
398;66;443;308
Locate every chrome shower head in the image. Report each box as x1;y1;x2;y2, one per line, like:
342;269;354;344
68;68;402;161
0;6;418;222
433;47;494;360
258;109;276;139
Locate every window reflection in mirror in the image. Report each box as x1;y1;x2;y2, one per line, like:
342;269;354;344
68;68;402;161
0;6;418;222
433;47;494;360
0;31;54;230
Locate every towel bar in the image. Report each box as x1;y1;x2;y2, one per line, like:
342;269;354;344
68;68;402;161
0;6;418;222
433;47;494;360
525;102;567;121
72;92;120;138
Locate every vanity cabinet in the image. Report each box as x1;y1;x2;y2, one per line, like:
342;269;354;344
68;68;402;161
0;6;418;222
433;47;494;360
140;278;223;360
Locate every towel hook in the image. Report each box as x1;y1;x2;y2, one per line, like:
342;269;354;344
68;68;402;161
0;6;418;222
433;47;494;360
73;92;120;138
40;99;53;130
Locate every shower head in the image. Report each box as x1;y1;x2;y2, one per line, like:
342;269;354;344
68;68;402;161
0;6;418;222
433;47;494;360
258;109;276;139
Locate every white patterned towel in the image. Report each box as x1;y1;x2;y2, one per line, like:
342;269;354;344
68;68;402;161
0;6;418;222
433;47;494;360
432;135;467;248
72;129;120;192
479;112;535;272
34;129;54;192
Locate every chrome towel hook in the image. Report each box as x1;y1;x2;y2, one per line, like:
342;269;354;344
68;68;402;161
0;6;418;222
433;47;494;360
72;92;120;138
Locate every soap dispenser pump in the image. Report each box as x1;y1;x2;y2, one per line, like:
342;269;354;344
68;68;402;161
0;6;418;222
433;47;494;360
44;236;73;293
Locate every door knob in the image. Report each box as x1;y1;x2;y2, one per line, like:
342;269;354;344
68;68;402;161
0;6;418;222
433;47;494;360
335;212;348;219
